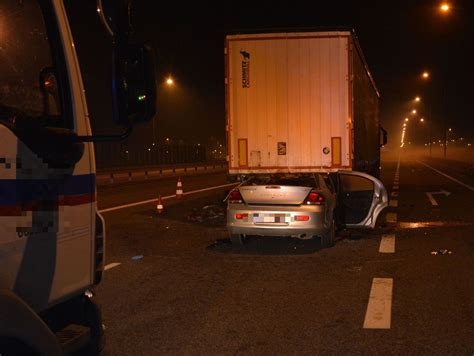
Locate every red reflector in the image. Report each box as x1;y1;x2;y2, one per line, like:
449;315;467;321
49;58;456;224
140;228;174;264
228;190;243;203
235;213;248;220
305;192;325;205
295;215;310;221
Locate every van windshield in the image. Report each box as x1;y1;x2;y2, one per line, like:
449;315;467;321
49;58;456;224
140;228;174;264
0;0;63;127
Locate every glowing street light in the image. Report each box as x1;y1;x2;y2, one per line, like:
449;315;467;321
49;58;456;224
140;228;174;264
412;109;417;114
422;71;430;79
440;3;451;12
166;76;174;86
403;123;407;127
405;118;409;122
415;96;421;102
420;118;425;122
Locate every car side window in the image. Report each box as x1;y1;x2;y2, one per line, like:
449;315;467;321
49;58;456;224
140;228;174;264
323;175;336;193
0;0;70;129
340;175;374;192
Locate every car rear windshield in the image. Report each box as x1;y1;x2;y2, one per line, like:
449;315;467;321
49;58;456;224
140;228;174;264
242;174;320;188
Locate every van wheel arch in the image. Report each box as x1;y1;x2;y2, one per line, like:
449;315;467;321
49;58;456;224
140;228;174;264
0;289;61;356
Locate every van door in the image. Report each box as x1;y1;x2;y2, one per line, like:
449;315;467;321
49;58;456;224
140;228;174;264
335;171;388;228
0;0;94;311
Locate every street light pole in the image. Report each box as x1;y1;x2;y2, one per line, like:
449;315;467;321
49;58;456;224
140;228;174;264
422;118;432;157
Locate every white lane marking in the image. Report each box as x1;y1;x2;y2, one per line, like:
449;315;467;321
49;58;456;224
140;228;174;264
386;213;398;223
363;278;393;329
99;182;238;213
425;190;450;206
379;235;395;253
392;185;399;190
104;262;121;271
425;192;438;206
389;200;398;207
391;191;398;197
418;161;474;192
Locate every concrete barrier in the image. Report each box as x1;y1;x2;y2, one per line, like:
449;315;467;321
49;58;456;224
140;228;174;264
96;163;227;186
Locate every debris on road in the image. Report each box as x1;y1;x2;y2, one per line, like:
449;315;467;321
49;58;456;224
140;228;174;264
187;204;225;224
132;255;144;261
430;249;452;255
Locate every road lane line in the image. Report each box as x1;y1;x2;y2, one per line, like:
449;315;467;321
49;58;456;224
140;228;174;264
104;262;121;271
379;235;395;253
389;200;398;207
99;182;239;213
425;192;439;206
391;191;398;197
386;213;397;223
363;278;393;329
392;185;399;190
418;161;474;192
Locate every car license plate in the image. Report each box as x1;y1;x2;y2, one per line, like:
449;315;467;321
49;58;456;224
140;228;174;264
252;213;290;223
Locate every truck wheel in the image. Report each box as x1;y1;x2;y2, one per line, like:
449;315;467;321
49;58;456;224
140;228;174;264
321;221;335;248
229;233;245;246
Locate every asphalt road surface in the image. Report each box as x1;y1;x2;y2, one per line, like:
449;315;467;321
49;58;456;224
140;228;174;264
96;154;474;354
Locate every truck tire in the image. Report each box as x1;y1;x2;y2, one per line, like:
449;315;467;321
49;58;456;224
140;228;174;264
321;221;335;248
229;233;245;246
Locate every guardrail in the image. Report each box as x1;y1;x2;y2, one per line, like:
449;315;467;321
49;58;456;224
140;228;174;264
96;163;227;185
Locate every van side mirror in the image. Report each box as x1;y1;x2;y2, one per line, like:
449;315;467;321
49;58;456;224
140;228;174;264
75;0;157;142
97;0;131;41
112;44;157;127
39;67;61;119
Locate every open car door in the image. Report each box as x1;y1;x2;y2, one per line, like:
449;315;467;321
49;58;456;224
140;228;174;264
335;171;388;228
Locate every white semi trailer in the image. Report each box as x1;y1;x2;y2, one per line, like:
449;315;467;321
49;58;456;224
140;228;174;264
225;30;386;178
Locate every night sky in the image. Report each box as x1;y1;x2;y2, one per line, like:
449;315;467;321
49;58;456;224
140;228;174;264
66;0;474;148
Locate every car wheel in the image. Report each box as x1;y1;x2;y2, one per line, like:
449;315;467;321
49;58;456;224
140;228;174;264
229;233;245;246
321;220;335;248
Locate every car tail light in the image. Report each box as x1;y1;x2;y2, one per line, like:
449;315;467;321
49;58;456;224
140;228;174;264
228;189;243;204
304;191;325;205
295;215;310;221
235;213;248;220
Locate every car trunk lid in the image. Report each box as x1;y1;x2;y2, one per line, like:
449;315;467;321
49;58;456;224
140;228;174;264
239;185;312;205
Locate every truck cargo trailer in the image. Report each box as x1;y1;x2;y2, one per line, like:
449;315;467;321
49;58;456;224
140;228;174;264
225;30;385;177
